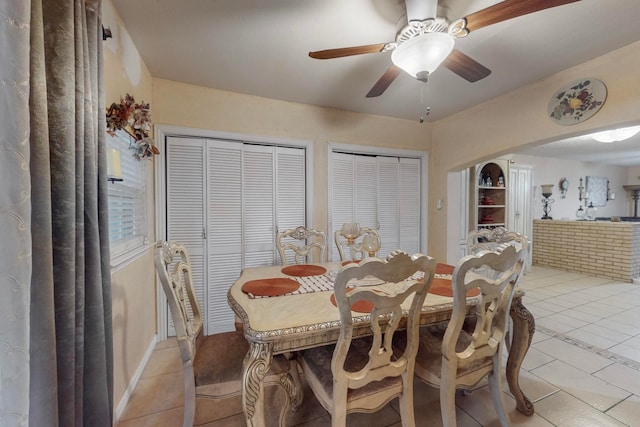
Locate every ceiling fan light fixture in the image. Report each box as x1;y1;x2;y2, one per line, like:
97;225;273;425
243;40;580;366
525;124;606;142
391;32;454;82
591;125;640;143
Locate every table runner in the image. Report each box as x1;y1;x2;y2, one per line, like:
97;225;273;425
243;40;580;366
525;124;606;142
244;270;455;299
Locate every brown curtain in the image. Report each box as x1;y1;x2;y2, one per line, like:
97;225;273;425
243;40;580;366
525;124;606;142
29;0;113;425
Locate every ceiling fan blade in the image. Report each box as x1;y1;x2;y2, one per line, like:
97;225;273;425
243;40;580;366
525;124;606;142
443;49;491;82
309;43;388;59
463;0;580;33
366;65;402;98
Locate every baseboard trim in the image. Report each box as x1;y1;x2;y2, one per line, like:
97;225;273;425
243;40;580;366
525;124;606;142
114;334;158;421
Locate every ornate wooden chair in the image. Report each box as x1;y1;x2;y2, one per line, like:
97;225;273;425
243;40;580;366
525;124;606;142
297;251;436;427
405;245;527;427
467;226;529;256
334;223;381;263
154;241;296;427
276;226;327;265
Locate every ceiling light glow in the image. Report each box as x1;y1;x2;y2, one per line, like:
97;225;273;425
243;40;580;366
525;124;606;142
391;32;455;82
591;125;640;143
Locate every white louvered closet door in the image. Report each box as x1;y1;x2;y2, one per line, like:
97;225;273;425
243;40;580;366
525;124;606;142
166;137;306;335
355;155;378;231
398;157;421;254
331;153;356;261
166;137;207;335
376;156;400;258
207;140;243;334
331;151;422;261
276;147;307;263
243;145;275;268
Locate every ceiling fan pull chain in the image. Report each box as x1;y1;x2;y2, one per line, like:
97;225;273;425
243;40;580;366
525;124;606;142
419;83;431;123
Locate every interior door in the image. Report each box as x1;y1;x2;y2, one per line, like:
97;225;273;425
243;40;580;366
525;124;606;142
508;164;533;267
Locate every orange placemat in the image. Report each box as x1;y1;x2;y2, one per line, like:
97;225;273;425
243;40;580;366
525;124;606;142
429;277;480;298
436;263;455;275
341;259;362;266
329;293;374;313
241;278;300;297
281;264;327;277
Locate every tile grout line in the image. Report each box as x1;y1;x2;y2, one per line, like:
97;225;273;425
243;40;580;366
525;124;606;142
536;325;640;372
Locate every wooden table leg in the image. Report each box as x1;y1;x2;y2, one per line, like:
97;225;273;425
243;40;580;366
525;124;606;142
242;342;272;427
507;297;535;416
284;352;304;411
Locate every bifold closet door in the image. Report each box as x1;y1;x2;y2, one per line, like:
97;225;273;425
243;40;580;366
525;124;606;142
331;152;421;260
166;137;207;333
166;137;306;334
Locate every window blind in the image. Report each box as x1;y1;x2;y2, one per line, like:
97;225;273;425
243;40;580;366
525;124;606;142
107;131;148;258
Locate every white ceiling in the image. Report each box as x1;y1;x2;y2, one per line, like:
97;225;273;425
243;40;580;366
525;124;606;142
517;133;640;167
110;0;640;165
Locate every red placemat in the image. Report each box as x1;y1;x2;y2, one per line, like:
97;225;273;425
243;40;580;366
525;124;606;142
329;293;374;313
435;263;455;275
281;264;327;277
241;278;300;297
341;259;362;266
429;278;480;298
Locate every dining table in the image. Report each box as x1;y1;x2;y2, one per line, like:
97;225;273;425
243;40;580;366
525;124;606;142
227;260;535;427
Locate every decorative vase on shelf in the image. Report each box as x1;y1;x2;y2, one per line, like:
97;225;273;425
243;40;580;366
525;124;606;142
576;205;586;220
585;202;598;220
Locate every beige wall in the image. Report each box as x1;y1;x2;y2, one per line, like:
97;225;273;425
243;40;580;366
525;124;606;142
430;40;640;260
152;79;431;234
627;166;640;184
102;0;156;414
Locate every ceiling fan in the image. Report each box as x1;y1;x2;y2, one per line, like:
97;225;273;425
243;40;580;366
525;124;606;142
309;0;581;98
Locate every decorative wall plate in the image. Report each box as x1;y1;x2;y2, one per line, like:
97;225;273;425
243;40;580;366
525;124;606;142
548;78;607;125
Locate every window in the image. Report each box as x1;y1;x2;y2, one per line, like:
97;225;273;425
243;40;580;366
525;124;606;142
107;130;149;266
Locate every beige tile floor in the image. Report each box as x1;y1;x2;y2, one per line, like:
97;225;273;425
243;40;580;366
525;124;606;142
116;266;640;426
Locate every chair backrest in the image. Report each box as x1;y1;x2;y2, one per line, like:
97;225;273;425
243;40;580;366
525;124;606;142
445;245;527;369
467;226;529;256
154;241;202;364
332;251;436;396
334;223;380;262
276;226;327;265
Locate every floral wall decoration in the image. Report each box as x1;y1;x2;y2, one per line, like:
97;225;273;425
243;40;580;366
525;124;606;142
106;93;160;160
547;78;607;125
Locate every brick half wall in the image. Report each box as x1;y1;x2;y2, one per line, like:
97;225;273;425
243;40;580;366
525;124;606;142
532;220;640;282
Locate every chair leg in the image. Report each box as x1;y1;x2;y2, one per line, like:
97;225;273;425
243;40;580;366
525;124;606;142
331;388;348;427
398;394;416;427
488;356;510;427
439;363;458;427
183;364;196;427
